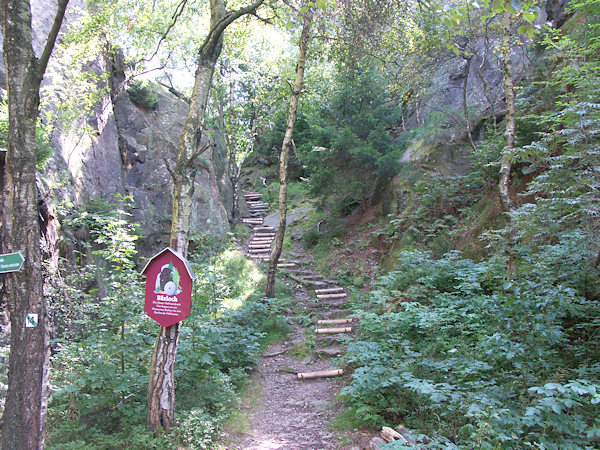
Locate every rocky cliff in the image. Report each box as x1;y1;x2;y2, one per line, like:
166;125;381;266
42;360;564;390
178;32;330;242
0;1;233;258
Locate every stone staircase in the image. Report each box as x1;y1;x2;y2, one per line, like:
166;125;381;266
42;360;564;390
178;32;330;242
241;191;354;380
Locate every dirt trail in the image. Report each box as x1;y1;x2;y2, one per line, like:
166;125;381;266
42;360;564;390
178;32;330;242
224;192;370;449
223;287;368;449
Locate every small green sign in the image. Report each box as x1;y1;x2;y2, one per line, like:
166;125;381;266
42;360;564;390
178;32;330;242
0;252;24;273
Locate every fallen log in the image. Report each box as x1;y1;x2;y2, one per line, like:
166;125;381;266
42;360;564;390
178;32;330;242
297;369;343;380
284;272;311;286
317;318;353;325
381;426;411;445
316;327;352;334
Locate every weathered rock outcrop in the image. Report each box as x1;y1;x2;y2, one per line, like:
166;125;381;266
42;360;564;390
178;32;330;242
0;0;233;258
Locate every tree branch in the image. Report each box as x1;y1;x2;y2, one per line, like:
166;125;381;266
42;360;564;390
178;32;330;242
187;142;212;166
163;157;176;181
141;0;189;64
37;0;69;81
198;0;265;56
157;80;190;103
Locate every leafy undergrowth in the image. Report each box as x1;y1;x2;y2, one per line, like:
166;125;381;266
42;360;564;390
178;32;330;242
46;200;291;449
340;249;600;448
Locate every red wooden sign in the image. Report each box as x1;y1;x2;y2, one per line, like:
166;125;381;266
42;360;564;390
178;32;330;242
141;248;195;327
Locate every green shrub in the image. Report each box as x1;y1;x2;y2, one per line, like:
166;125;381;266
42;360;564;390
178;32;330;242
302;229;321;249
342;249;600;447
126;79;158;110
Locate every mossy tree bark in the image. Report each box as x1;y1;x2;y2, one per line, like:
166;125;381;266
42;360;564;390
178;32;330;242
0;0;68;448
266;6;313;298
499;10;515;212
147;0;265;434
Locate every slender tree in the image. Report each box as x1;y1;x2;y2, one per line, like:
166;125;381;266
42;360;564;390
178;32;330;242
499;9;515;211
147;0;265;433
0;0;69;448
266;4;313;298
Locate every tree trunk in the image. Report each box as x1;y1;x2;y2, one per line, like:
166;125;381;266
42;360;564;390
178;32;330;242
266;8;313;298
147;0;265;434
462;55;476;151
499;10;515;212
1;1;68;448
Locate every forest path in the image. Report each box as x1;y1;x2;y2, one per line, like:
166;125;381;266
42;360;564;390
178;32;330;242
222;193;370;449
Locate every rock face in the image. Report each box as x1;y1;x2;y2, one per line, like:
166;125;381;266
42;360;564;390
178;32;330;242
111;63;231;253
0;1;233;257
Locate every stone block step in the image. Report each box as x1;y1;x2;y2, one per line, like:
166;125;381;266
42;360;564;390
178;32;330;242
311;298;348;308
316;347;346;358
290;269;313;276
317;309;351;319
303;275;324;281
316;293;347;300
314;287;345;295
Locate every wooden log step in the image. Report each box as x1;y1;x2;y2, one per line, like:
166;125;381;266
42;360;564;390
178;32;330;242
254;226;275;230
244;194;262;199
249;240;273;245
317;318;353;326
249;246;272;251
316;327;352;334
316;293;347;300
243;219;264;223
277;263;297;268
249;248;272;254
314;287;345;295
297;369;343;380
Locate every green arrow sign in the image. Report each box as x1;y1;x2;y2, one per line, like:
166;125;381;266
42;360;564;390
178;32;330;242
0;252;24;273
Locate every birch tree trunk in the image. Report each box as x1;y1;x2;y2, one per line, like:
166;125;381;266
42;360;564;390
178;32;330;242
147;0;264;433
266;8;313;298
0;0;68;448
499;10;515;212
